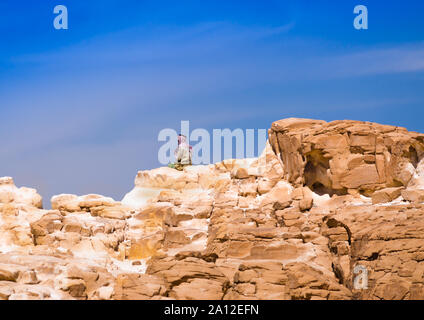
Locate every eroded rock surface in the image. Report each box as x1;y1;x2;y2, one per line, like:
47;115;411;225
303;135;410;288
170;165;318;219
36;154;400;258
269;118;424;196
1;118;424;300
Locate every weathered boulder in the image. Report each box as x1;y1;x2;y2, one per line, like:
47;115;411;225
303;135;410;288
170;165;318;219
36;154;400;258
372;187;403;204
146;254;230;300
0;177;42;208
51;194;116;212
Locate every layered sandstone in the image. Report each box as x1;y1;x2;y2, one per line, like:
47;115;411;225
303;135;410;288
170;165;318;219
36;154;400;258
269;118;424;196
1;118;424;300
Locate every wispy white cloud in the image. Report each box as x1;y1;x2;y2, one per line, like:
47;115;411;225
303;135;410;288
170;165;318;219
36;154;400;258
8;22;295;67
317;43;424;77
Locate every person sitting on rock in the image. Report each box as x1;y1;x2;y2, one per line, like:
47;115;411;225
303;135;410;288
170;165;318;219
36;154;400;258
168;134;192;171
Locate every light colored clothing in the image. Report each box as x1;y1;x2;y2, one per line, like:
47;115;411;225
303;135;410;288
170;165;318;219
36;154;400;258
174;135;192;165
175;145;191;165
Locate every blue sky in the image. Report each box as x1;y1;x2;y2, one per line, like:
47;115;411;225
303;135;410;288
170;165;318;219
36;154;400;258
1;0;424;205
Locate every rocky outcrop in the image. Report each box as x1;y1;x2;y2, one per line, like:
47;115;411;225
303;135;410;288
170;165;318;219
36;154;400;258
269;118;424;196
1;118;424;300
0;177;42;208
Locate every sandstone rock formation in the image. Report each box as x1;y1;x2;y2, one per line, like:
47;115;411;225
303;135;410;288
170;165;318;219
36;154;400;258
1;118;424;300
269;118;424;196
